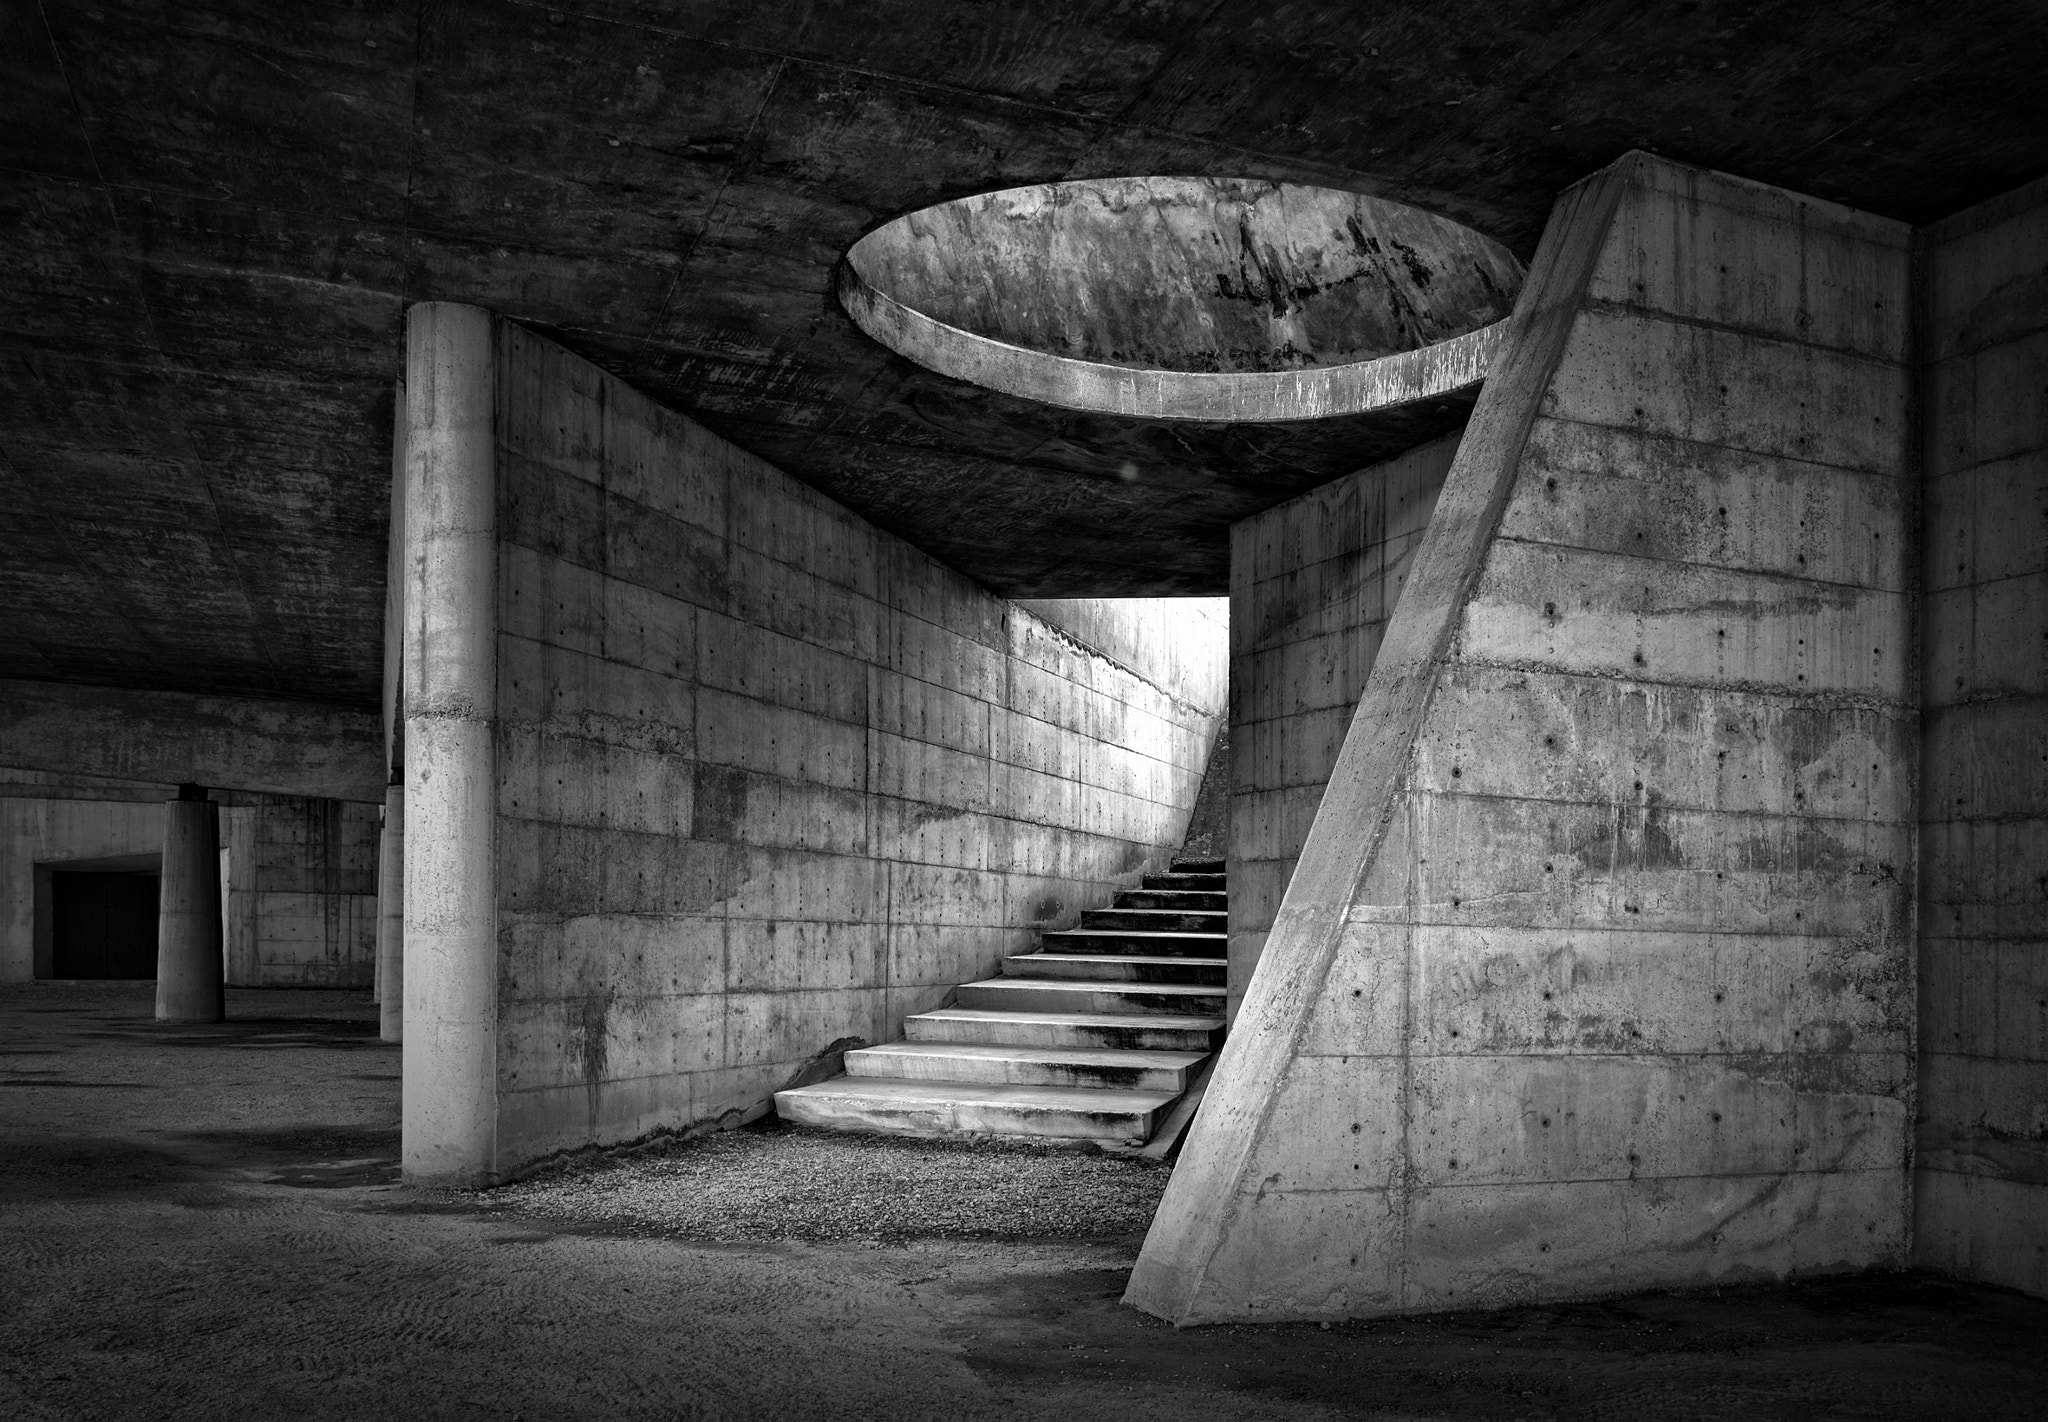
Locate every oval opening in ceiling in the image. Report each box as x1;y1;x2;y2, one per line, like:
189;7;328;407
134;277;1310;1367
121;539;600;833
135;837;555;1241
839;177;1526;423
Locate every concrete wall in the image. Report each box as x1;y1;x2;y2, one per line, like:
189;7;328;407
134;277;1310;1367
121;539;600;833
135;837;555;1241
1226;434;1458;1018
1913;175;2048;1297
1129;152;1917;1322
243;796;379;988
403;308;1225;1181
0;772;377;986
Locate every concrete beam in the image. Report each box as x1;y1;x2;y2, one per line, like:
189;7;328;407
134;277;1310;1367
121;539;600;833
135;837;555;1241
0;678;382;802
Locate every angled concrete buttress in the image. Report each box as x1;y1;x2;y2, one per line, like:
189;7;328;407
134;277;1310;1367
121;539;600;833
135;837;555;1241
155;785;225;1022
1127;152;1917;1322
402;303;500;1184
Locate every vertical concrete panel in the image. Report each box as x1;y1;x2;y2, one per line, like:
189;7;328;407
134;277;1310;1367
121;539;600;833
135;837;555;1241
1913;174;2048;1299
1131;152;1916;1323
1226;433;1458;1019
402;303;501;1184
222;805;258;986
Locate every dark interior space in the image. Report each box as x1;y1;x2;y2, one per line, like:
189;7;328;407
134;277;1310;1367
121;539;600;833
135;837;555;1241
48;869;158;980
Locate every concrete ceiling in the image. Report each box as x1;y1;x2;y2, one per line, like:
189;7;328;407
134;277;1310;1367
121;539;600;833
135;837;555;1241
2;0;2044;710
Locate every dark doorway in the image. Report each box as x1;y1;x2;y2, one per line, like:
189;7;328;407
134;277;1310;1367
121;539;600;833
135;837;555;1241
51;871;160;979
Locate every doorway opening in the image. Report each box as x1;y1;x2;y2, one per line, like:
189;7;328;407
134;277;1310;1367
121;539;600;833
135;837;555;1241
40;856;161;980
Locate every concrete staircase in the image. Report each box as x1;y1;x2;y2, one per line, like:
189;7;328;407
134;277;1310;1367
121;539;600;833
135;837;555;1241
775;857;1227;1148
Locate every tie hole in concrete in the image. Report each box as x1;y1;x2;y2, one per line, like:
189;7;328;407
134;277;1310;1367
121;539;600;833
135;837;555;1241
839;176;1525;422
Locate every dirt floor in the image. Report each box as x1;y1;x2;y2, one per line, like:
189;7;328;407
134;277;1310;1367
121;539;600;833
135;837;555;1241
2;984;2044;1421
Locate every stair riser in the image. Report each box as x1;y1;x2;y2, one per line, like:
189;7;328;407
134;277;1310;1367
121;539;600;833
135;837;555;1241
1116;890;1227;912
1143;873;1226;891
1040;931;1225;958
774;1091;1157;1144
1081;910;1227;932
1170;859;1225;874
905;1018;1220;1051
957;982;1227;1017
1003;955;1225;985
845;1050;1189;1093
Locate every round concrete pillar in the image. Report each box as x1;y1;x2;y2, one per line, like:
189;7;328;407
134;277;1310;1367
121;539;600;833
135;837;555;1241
401;302;500;1184
376;783;405;1043
156;785;224;1022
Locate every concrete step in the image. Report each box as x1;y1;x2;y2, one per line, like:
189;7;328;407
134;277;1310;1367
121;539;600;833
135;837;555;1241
1002;952;1226;985
1171;856;1225;874
774;1077;1175;1143
956;976;1227;1017
845;1040;1204;1092
905;1007;1224;1051
1082;907;1227;933
1039;928;1226;958
1143;872;1226;891
1115;888;1227;912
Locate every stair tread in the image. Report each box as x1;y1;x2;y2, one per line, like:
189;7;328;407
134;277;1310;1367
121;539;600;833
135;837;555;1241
1008;952;1227;967
1044;928;1226;940
853;1041;1206;1070
1097;913;1220;926
964;976;1223;996
911;1007;1224;1031
779;1077;1178;1111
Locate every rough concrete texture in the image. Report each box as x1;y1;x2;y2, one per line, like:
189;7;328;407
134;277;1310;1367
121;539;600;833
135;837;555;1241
1129;152;1917;1322
4;3;2038;660
402;307;1225;1182
241;796;379;989
376;786;404;1041
1912;174;2048;1298
0;677;383;802
850;179;1523;374
0;776;378;987
7;983;2048;1422
839;178;1523;421
152;796;224;1022
1226;434;1458;1020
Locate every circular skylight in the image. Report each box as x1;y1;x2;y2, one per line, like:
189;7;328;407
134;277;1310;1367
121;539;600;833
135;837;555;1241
839;177;1525;422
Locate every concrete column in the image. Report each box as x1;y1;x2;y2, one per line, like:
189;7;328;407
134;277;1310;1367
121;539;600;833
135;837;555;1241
155;784;224;1022
401;302;500;1184
376;784;404;1043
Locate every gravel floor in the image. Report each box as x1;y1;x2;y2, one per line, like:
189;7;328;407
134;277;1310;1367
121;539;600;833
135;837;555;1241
477;1120;1175;1243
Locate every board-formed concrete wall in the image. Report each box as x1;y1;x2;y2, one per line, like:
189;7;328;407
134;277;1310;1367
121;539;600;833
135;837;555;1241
1913;175;2048;1298
242;796;379;988
1226;434;1458;1019
402;308;1225;1181
1128;152;1916;1322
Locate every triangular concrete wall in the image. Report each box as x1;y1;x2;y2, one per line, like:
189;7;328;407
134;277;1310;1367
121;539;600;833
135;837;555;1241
1128;152;1918;1322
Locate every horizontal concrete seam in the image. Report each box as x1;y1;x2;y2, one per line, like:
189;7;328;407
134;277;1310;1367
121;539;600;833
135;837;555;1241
1921;566;2048;596
1918;319;2048;364
1232;1165;1908;1197
495;809;1183;851
1353;923;1921;943
1918;811;2048;828
1577;297;1912;369
1489;532;1909;593
1531;412;1915;483
1922;451;2048;488
1450;655;1916;710
1920;688;2048;712
1442;662;1921;715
